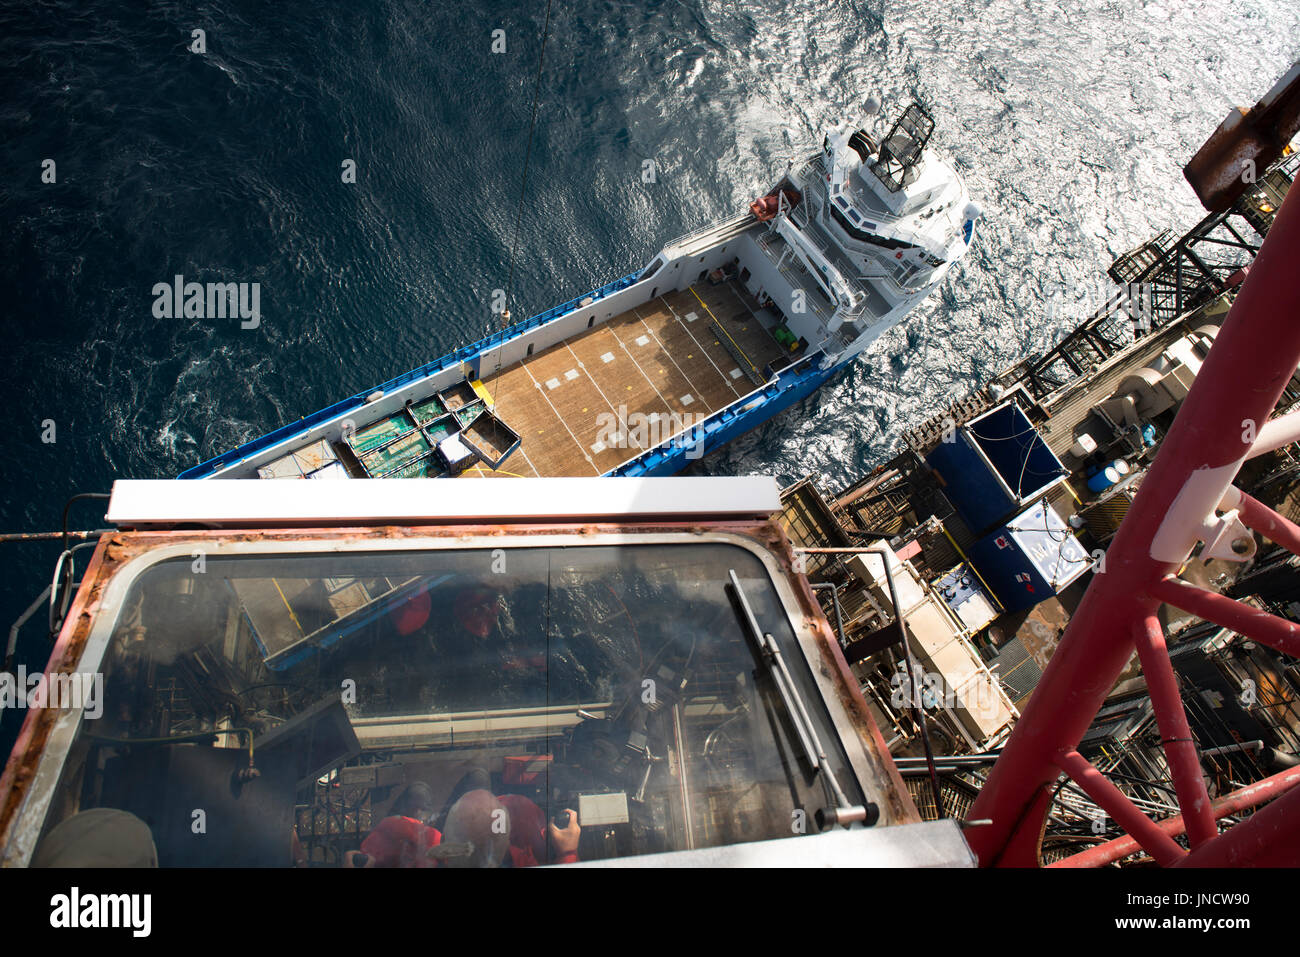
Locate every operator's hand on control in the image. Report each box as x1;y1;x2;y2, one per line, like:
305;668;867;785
548;809;580;857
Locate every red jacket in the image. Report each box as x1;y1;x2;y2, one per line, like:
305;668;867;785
360;815;441;868
359;799;577;867
498;795;578;867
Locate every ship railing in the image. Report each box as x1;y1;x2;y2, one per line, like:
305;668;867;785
664;212;756;254
785;217;876;320
179;271;643;479
754;232;833;324
797;153;826;184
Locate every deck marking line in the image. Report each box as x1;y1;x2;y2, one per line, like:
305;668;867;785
660;296;742;400
631;308;715;414
518;359;600;474
563;340;644;454
690;286;758;377
604;321;675;415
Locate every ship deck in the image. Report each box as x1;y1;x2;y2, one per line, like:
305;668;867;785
465;281;791;477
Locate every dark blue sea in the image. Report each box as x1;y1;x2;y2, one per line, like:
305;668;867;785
2;0;1297;754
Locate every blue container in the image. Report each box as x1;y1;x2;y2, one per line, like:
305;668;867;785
1085;459;1130;493
967;500;1092;614
926;401;1069;537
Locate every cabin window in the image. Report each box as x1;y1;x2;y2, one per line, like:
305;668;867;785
29;541;865;867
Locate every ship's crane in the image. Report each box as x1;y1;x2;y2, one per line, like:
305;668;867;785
768;192;865;332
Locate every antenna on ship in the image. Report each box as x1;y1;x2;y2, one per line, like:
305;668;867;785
498;0;556;329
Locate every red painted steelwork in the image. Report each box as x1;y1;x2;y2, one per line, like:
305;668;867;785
1149;577;1300;658
967;177;1300;867
1051;765;1300;868
1131;614;1216;848
1173;781;1300;867
1054;750;1186;866
1237;488;1300;558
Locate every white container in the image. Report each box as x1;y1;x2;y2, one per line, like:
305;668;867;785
1071;433;1098;458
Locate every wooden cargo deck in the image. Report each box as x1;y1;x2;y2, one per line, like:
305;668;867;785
465;282;790;477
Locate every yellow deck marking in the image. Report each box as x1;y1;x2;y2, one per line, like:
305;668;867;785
464;464;528;478
469;379;494;407
661;297;742;399
690;287;758;377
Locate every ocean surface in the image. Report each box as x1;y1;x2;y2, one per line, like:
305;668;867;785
1;0;1297;752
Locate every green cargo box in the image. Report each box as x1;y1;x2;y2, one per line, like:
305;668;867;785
408;394;448;425
452;400;485;429
359;430;432;476
422;414;457;445
388;456;446;479
350;413;416;455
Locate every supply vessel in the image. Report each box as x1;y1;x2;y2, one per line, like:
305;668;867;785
180;103;979;482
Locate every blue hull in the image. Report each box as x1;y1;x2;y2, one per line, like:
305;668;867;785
607;356;843;476
180;270;849;481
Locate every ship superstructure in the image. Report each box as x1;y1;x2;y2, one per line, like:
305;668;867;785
181;102;977;483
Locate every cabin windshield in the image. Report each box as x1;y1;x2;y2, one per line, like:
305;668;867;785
33;541;865;867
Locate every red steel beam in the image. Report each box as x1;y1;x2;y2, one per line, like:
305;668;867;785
1054;750;1187;866
1149;576;1300;658
1051;764;1300;868
967;165;1300;867
1173;778;1300;867
1236;488;1300;557
1131;614;1216;848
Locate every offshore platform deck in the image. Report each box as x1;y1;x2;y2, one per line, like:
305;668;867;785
775;142;1300;863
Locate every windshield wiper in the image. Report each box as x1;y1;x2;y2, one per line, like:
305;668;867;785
726;570;876;829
